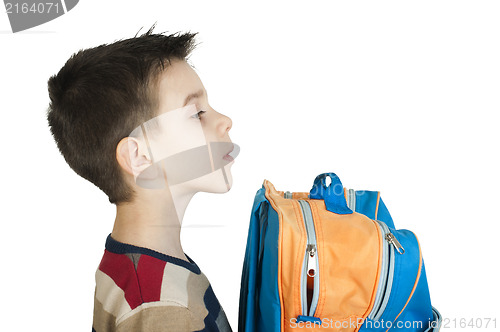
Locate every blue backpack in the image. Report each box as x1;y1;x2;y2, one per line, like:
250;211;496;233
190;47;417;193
239;173;441;331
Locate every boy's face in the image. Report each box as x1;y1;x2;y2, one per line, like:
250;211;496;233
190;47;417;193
128;59;238;193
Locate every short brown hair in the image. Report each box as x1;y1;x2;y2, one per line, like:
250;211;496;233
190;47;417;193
47;27;197;204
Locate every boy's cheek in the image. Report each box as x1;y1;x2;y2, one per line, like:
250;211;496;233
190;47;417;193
145;107;207;161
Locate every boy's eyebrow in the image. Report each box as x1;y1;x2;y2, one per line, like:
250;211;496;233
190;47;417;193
183;89;205;106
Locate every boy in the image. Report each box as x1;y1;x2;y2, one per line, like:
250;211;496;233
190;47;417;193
47;27;237;331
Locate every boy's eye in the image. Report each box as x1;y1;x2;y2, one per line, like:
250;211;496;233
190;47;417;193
191;110;206;119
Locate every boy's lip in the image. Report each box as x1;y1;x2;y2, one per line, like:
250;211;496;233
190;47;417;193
223;143;235;162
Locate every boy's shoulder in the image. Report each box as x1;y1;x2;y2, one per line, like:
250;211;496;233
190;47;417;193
93;235;231;332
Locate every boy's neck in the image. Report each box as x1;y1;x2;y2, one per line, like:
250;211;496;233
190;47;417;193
111;188;195;262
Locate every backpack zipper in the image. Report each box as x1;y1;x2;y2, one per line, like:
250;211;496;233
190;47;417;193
298;200;320;317
368;220;405;321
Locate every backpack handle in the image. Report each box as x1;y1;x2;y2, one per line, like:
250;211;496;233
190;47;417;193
309;173;353;215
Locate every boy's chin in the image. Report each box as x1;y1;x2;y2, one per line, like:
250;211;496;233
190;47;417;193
197;165;233;194
205;179;233;194
163;163;232;194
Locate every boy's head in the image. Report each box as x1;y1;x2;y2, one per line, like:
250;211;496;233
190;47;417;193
47;28;236;205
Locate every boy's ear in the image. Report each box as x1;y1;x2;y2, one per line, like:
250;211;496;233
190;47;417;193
116;137;152;177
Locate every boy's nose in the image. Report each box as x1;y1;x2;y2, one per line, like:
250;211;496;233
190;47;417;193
217;112;232;137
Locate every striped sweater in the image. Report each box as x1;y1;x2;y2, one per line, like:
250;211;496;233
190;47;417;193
92;235;232;332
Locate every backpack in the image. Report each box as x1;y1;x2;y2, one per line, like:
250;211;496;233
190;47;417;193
239;172;441;331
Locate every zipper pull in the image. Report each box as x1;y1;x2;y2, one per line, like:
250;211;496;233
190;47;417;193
307;244;317;277
386;233;405;254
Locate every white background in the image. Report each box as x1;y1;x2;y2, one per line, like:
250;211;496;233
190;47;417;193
1;0;499;330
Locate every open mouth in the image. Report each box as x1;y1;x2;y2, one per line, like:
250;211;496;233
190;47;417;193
223;144;235;162
208;141;238;165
